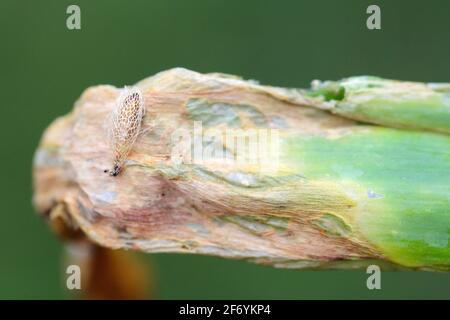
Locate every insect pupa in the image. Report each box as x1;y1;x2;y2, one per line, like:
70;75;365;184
104;86;145;176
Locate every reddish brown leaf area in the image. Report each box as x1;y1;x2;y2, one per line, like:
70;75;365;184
34;69;384;274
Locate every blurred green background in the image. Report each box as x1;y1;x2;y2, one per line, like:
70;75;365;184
0;0;449;299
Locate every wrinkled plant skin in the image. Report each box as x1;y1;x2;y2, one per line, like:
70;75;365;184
33;68;450;271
